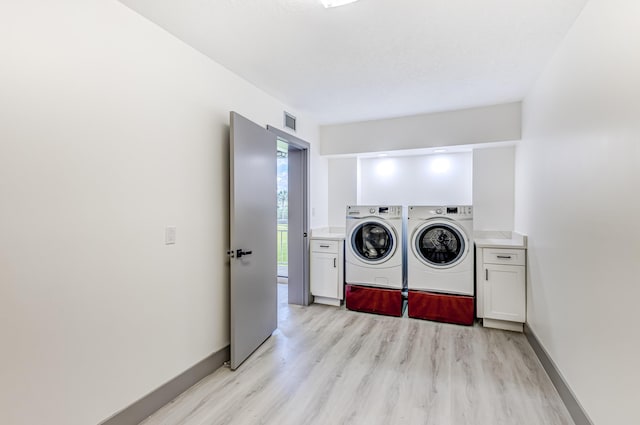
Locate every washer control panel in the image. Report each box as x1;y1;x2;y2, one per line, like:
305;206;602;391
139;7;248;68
347;205;403;218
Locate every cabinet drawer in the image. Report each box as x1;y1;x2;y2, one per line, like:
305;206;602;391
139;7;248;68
311;239;339;253
483;248;525;266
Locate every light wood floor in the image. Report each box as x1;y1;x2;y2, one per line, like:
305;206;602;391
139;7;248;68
140;284;574;425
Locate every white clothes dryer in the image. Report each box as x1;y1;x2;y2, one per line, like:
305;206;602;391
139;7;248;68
407;205;474;295
345;205;404;290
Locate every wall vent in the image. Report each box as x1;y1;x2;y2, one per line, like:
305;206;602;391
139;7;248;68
284;111;297;132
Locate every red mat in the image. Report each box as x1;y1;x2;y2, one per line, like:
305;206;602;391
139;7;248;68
408;290;474;326
345;284;404;317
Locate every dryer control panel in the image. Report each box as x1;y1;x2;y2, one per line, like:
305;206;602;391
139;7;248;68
409;205;473;219
443;206;473;217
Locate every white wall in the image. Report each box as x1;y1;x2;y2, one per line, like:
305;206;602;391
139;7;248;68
473;147;515;231
320;102;521;155
515;1;640;424
326;149;515;231
359;153;473;206
312;156;330;228
0;2;325;425
327;158;358;227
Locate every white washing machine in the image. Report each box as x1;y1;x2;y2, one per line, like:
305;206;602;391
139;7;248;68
345;205;404;290
407;205;474;295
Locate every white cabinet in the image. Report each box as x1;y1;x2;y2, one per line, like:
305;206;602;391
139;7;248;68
476;247;526;332
484;264;526;322
310;238;344;306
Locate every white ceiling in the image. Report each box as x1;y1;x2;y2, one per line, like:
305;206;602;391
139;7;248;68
118;0;588;125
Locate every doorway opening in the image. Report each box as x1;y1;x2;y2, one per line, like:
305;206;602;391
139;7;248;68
268;125;311;307
277;140;289;282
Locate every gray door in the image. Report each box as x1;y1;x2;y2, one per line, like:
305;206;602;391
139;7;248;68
229;112;277;370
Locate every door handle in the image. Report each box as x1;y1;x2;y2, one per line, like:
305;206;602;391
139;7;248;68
497;255;512;259
333;257;337;268
485;269;488;280
236;249;253;258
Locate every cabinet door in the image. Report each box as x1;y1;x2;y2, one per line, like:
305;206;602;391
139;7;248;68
484;264;525;322
310;252;338;298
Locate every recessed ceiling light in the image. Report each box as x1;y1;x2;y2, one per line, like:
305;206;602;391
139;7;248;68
321;0;360;8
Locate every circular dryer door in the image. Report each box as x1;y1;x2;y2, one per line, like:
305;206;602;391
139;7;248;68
349;219;397;264
412;220;469;268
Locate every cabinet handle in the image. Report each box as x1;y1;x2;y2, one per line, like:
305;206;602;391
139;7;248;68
485;269;488;280
333;258;337;268
320;244;330;248
497;255;512;259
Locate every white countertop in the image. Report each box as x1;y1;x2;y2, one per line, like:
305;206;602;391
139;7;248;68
475;232;527;249
310;232;345;240
310;227;345;240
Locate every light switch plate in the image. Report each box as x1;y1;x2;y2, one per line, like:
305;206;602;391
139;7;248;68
165;226;176;245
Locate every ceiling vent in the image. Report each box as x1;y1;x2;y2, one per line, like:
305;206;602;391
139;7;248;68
284;111;297;132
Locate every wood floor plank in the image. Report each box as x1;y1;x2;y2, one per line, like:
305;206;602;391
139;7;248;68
139;285;574;425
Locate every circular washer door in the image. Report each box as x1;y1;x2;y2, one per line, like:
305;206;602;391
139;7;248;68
349;219;397;264
412;220;469;268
